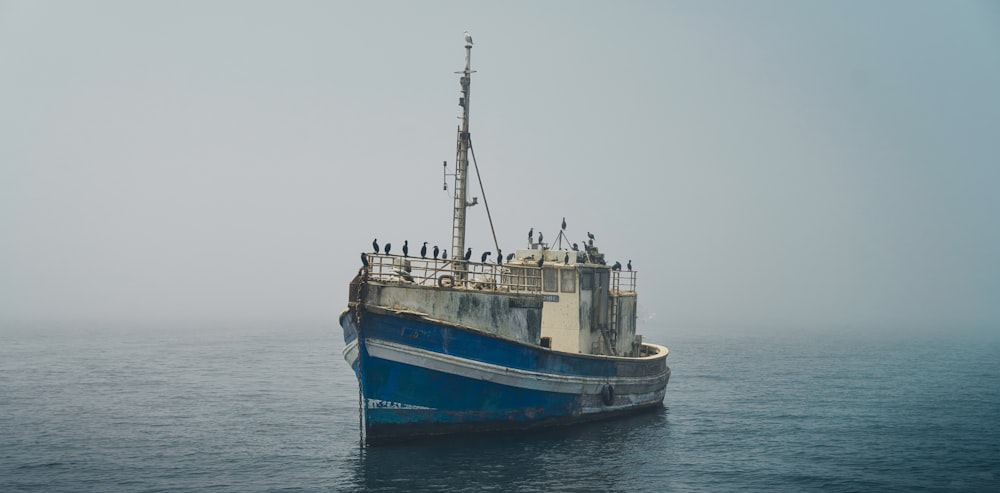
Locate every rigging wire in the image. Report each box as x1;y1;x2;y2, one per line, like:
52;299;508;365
468;137;500;254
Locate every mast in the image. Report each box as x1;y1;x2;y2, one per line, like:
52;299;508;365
451;33;475;274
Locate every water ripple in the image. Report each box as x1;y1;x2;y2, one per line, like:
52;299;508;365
1;328;997;492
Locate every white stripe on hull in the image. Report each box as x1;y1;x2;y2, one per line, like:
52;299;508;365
365;338;668;395
579;388;667;414
343;340;359;367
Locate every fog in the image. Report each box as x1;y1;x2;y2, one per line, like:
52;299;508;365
2;1;998;338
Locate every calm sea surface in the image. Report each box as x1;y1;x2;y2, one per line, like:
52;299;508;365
1;325;997;492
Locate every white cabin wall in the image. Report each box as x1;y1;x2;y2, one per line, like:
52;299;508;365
542;296;580;353
540;290;580;353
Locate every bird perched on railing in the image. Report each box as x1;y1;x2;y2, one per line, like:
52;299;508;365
372;238;379;254
421;242;428;258
628;260;632;271
442;249;448;260
402;240;409;257
506;252;515;262
384;243;392;255
481;251;492;263
433;245;440;259
464;248;472;261
612;261;621;271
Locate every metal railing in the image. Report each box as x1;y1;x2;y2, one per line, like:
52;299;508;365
611;270;637;294
362;253;543;293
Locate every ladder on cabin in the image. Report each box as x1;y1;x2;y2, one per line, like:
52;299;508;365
605;294;620;356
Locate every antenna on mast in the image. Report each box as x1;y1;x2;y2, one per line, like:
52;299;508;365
450;32;476;278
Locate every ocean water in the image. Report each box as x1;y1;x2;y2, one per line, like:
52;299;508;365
1;326;997;492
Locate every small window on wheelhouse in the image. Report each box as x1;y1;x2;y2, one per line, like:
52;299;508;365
560;269;576;293
543;267;558;292
580;268;594;290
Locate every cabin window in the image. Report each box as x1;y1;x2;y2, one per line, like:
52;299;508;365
543;267;558;292
560;269;576;293
580;269;594;290
504;267;536;291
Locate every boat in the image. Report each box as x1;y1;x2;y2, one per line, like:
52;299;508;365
339;33;671;445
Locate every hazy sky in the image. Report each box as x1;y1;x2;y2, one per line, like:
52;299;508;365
2;1;998;337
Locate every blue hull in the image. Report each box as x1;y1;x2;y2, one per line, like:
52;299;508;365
340;306;670;444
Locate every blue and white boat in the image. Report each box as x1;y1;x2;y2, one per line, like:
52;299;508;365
339;33;670;445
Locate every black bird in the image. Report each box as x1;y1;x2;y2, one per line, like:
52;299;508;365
420;242;428;258
587;231;595;241
561;217;567;230
506;252;515;261
572;243;579;251
538;232;543;244
497;249;503;265
528;227;534;244
360;252;369;268
384;243;392;255
464;248;472;261
481;251;492;263
612;261;621;271
433;245;440;259
402;240;409;257
564;252;569;265
627;260;632;271
537;256;544;268
372;238;379;254
442;249;448;260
